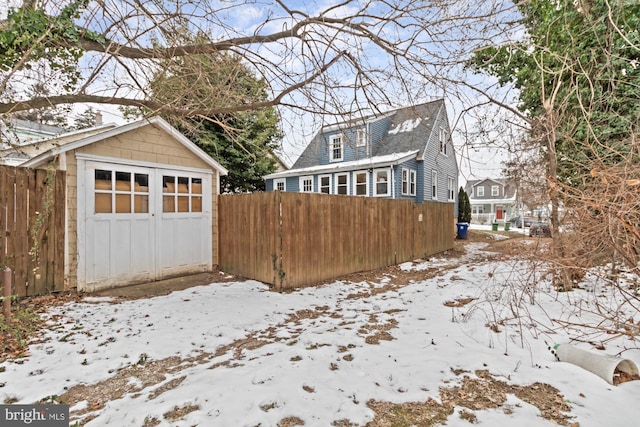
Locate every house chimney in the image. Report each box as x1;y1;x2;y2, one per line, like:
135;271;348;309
95;111;103;125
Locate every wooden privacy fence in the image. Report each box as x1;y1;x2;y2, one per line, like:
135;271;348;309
0;166;66;297
218;191;454;290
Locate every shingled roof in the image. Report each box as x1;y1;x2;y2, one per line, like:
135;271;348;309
291;99;445;169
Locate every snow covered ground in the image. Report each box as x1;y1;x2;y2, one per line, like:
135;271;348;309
1;230;639;426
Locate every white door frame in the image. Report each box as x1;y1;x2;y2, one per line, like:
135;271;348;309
77;154;213;291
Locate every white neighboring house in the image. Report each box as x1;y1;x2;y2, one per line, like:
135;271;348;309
0;117;228;292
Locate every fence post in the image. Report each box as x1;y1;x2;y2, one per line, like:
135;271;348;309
3;267;11;320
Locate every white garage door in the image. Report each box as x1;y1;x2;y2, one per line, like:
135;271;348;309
80;160;212;291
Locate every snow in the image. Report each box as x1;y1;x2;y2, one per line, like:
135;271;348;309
1;226;639;426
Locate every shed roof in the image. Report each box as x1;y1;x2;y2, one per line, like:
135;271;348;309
16;117;228;175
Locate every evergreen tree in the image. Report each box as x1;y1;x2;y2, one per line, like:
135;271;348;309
457;187;471;223
149;39;282;193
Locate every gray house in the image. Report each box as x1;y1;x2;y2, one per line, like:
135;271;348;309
464;178;518;224
264;100;459;209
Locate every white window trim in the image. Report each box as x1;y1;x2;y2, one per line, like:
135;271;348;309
431;170;438;200
374;168;391;197
330;134;343;162
353;171;369;196
335;172;350;195
477;186;484;197
410;170;416;196
439;127;448;156
300;175;314;193
274;178;286;192
356;128;367;147
318;174;332;194
448;177;455;201
401;168;417;196
491;185;499;196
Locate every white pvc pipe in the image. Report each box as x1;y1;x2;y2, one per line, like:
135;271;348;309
555;344;639;385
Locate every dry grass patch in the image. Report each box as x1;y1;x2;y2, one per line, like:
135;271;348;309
365;370;574;426
278;416;305;426
163;403;199;421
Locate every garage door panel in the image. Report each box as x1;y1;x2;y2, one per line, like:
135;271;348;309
90;220;111;281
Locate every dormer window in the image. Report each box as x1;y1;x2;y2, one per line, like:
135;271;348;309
356;128;367;147
330;134;343;162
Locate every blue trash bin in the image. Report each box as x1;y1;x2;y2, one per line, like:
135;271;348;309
456;222;469;240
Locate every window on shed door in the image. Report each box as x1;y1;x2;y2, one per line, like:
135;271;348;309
94;169;149;214
354;171;368;196
330;134;343;161
319;175;331;194
162;175;203;213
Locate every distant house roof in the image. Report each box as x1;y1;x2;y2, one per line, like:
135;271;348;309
465;178;517;200
3;117;228;175
291;99;446;169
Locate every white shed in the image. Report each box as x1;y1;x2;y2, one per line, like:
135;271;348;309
17;117;227;292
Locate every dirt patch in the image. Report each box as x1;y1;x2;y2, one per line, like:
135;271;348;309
367;369;575;426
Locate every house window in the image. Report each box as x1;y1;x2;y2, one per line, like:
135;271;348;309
491;185;499;196
472;206;484;214
356;128;367;147
95;169;149;214
162;175;203;213
330;134;343;162
274;179;285;191
336;173;349;195
439;127;448;155
431;170;438;200
374;169;390;197
477;186;484;197
401;168;416;196
354;171;368;196
319;175;332;194
448;177;455;201
300;176;313;192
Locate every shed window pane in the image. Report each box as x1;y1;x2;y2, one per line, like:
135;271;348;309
163;196;175;212
178;176;189;193
95;193;111;213
95;170;112;190
115;194;131;213
192;178;202;194
115;171;131;191
192;196;202;212
134;195;149;213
